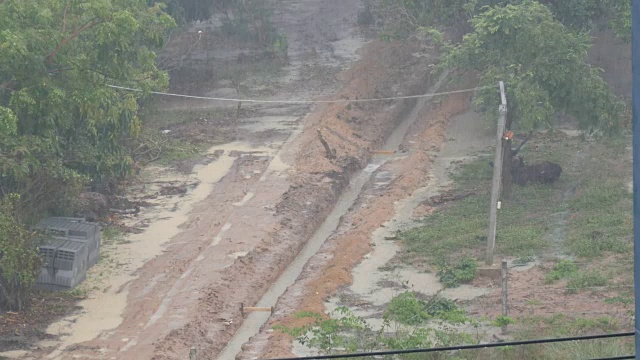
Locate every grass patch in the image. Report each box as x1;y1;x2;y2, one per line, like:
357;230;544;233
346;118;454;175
566;270;609;293
466;338;634;360
157;137;209;165
137;106;234;169
401;134;632;267
436;257;477;288
518;314;621;338
543;339;634;360
544;259;578;283
402;194;488;261
402;161;559;263
384;292;467;325
101;225;131;245
567;183;632;258
102;225;123;242
525;299;543;306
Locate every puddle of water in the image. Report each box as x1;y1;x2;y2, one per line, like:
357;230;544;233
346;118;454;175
210;222;233;247
233;192;255;206
0;350;29;359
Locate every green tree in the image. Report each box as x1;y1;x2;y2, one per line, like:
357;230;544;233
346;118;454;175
0;0;174;215
443;1;622;135
607;0;631;42
378;0;630;41
0;0;174;310
0;195;42;311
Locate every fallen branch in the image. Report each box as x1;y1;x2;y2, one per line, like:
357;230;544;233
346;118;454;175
317;129;336;160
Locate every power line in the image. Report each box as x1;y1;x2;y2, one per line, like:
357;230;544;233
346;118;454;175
264;332;634;360
106;84;494;104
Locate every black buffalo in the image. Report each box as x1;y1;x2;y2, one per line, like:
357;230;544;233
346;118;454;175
511;157;562;186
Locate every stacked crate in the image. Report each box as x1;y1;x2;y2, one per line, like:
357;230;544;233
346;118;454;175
34;217;101;291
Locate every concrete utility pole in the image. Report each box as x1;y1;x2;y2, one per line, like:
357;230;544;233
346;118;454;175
631;0;639;357
486;81;507;265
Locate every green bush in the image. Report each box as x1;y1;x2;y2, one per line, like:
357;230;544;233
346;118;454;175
0;196;42;310
437;258;477;288
384;292;467;326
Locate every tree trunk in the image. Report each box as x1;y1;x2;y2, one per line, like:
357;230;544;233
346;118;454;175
0;276;26;311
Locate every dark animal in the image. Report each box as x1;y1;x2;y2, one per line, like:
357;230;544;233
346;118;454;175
488;135;530;168
511;157;562;186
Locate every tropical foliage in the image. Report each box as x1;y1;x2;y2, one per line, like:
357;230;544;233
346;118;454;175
443;1;623;134
0;0;174;310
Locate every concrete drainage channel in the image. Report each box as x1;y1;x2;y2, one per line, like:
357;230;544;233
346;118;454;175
216;70;450;360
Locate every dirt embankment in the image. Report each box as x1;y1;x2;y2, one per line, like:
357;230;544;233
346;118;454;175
276;40;440;243
243;74;478;359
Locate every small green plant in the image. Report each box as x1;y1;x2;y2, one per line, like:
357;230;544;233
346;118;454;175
545;259;578;283
566;271;609;293
526;299;543;306
274;304;474;355
437;258;477;288
384;292;466;326
65;288;88;299
273;307;376;355
493;315;515;328
514;256;535;265
384;292;428;325
605;296;634;305
270;34;289;62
